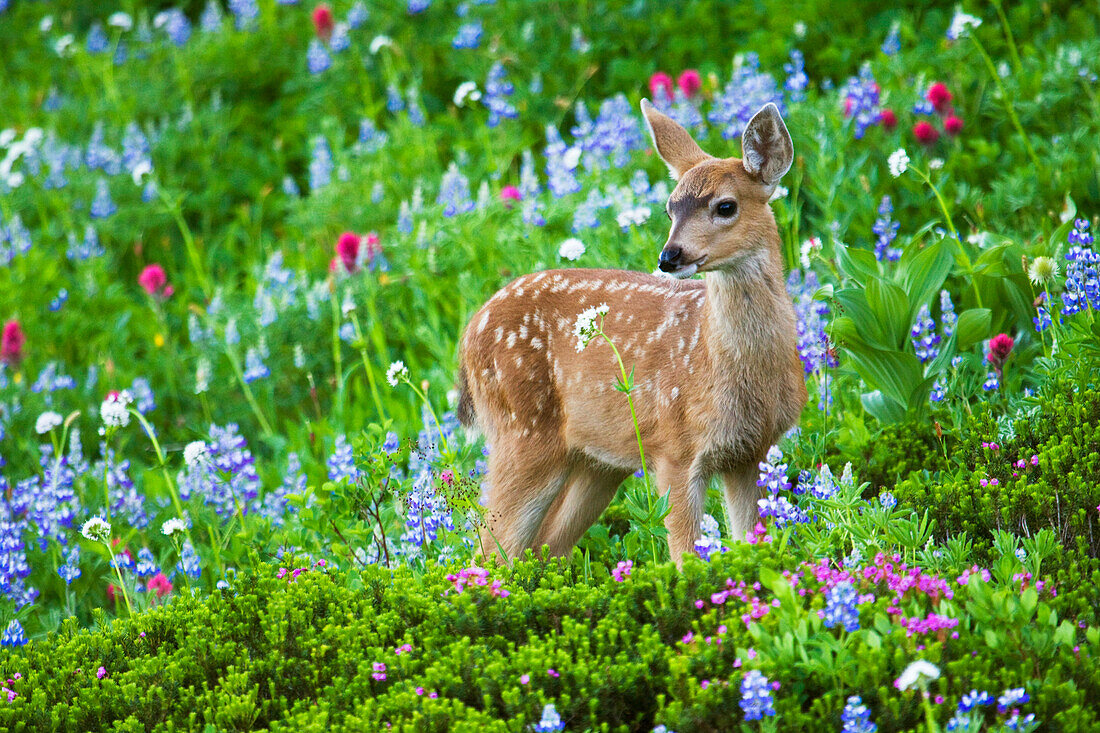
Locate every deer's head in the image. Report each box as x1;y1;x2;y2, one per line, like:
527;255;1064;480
641;100;794;278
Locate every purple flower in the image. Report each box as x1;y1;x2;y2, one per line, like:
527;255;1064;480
842;695;878;733
739;670;776;721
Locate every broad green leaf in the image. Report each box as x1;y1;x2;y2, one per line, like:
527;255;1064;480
836;243;881;283
973;244;1010;275
1047;216;1076;252
845;347;923;408
833;289;891;349
861;390;908;423
899;239;953;322
866;279;910;349
956;308;992;351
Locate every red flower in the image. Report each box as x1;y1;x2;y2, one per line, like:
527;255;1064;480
677;69;702;98
648;72;674;101
499;185;521;206
335;232;361;273
926;82;953;114
311;4;334;41
138;264;169;298
1;320;24;367
987;333;1014;366
944;115;964;135
913;120;940;145
147;573;173;599
879;108;898;131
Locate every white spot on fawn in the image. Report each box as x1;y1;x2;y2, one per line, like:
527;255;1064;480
477;311;491;334
531;337;544;350
507;332;517;348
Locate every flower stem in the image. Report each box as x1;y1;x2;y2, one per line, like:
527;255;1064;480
969;32;1041;172
350;310;387;422
912;167;983;309
130;409;197;551
104;542;134;617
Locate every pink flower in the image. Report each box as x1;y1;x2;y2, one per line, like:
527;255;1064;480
1;320;25;367
499;185;521;207
648;71;674;100
913;120;940;145
372;662;386;681
612;560;633;582
336;232;361;274
138;264;171;298
519;674;530;684
987;333;1014;366
147;572;173;599
926;82;953;113
547;668;559;678
880;108;898;131
96;666;107;679
440;469;455;486
944;115;963;135
395;643;412;655
677;69;702;97
312;4;334;41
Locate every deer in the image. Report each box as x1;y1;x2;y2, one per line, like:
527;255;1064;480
456;100;807;567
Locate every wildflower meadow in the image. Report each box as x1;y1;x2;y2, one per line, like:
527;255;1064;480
1;0;1100;729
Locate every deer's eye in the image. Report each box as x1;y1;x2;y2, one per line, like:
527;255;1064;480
715;200;738;218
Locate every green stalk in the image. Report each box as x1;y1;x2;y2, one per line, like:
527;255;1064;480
990;0;1023;76
159;188;212;296
103;541;134;617
968;32;1041;172
910;167;983;308
350;310;388;422
400;377;451;460
206;318;275;439
330;291;346;422
130;410;197;551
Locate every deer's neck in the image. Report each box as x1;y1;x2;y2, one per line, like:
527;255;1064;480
700;246;794;366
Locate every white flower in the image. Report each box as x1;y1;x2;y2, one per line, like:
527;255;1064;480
386;360;409;387
108;12;133;30
35;411;63;435
100;390;133;428
769;185;789;202
799;237;822;269
967;231;994;249
369;35;394;54
562;147;582;170
1027;256;1058;286
54;34;75;57
558;238;586;261
162;518;187;538
195;358;211;395
0;129;15;148
81;517;112;543
947;9;982;40
896;660;941;691
615;206;651;229
888;148;910;178
183;441;210;470
793;21;807;38
293;344;306;369
573;304;609;351
453;81;481;107
130;159;152;186
39;15;54;32
929;158;945;170
341;290;355;317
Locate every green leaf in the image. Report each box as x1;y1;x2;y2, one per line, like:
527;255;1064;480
1047;216;1076;252
865;279;910;349
955;309;992;351
845;347;923;408
984;629;1001;649
1020;586;1038;616
860;390;908;423
1054;620;1075;646
836;243;880;283
899;239;953;322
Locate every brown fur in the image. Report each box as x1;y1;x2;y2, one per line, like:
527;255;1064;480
458;101;807;566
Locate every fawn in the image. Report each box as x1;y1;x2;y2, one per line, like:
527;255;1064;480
457;100;807;566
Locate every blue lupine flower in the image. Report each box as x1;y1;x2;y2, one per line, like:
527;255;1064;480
113;41;129;65
544;125;581;198
882;24;901;56
982;371;1000;391
135;547;160;577
371;181;384;204
66;224;105;261
99;448;149;530
437;163;475;216
1033;300;1052;332
879;491;897;508
841;63;881;139
307;39;331;74
708;53;784;140
939;290;957;337
90;178;117;219
739;670;776;721
571;95;645;170
407;95;426;126
533;703;565;732
482;62;517;127
757;447;792;494
57;544;81;584
282;176;300;197
87;23;110;54
842;695;878;733
408;0;430;12
873;195;901;261
347;2;369;27
910;304;940;363
397;200;413;233
452;20;482;49
201;0;223;31
142;179;158;203
253;452;308;525
571;188;603;232
177;423;262;520
997;688;1029;713
176;540;201;579
930;377;948;402
758;494;808;525
229;0;260;30
242;347;269;382
383;431;401;452
1004;713;1037;731
1;620;26;647
823;581;860;631
1062;220;1099;316
328;434;360;483
694;513;724;560
386;84;406;113
330;23;350;52
787;269;836;376
784;49;809;102
355;119;387;155
912;100;935;116
131;377;156;413
122;122;150;173
155;9;192;46
309;136;333;191
519;150;545;226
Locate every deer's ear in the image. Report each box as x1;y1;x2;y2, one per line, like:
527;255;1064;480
741;103;794;192
640;99;711;180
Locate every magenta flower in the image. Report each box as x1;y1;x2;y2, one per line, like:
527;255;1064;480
96;666;107;679
0;319;24;367
138;264;171;299
372;662;386;681
611;560;632;582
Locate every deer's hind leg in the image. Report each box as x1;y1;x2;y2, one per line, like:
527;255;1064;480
533;461;629;557
478;431;571;563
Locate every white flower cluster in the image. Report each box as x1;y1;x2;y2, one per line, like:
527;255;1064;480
453;81;481;107
947;9;982;40
81;516;112;543
573;304;609;352
183;441;210;470
162;517;188;538
558;237;586;261
386;360;410;387
100;390;134;429
35;411;63;435
888;148;910;178
615;205;651;229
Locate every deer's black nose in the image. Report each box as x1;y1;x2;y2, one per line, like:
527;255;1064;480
658;246;682;272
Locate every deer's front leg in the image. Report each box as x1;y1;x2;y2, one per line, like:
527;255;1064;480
721;464;762;543
655;457;706;568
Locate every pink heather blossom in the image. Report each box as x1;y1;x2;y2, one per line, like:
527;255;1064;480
547;668;559;678
1;320;24;366
612;560;633;582
138;264;170;298
371;662;386;681
395;644;412;655
519;674;529;685
96;666;107;679
677;69;702;97
648;71;674;100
